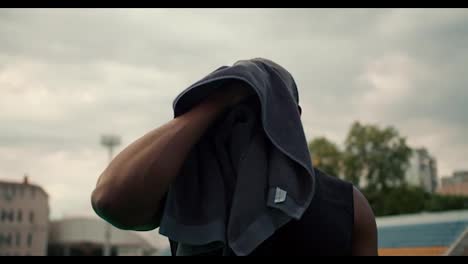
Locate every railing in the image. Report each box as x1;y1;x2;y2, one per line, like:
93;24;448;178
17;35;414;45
445;227;468;256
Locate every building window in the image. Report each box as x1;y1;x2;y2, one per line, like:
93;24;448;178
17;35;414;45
2;185;15;201
19;187;24;199
1;209;14;222
17;209;22;223
27;233;33;248
10;185;16;199
16;232;21;247
0;232;13;247
29;211;34;223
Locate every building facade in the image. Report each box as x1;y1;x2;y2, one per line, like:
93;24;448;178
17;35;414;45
405;148;438;193
0;177;49;256
438;171;468;197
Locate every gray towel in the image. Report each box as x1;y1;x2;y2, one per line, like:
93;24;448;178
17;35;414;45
159;58;316;256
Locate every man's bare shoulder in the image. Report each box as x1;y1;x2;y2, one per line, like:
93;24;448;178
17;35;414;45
352;187;378;256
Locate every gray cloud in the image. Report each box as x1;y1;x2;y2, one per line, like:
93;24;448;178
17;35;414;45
1;8;467;218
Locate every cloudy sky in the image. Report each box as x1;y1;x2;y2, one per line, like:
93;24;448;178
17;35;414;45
1;8;468;220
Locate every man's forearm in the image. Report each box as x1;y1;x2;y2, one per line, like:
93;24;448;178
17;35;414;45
91;96;228;229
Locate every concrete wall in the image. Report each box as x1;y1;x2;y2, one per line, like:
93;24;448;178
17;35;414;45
49;218;165;256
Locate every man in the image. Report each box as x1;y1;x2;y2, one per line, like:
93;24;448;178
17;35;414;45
91;58;377;256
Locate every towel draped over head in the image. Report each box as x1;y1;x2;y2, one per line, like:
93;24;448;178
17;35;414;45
159;58;316;256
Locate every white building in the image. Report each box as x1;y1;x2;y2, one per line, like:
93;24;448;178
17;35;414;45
405;148;438;193
48;217;168;256
0;176;50;256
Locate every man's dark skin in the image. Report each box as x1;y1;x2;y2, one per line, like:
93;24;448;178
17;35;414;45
91;83;378;256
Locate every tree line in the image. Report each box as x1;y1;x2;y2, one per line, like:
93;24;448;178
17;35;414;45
308;121;468;216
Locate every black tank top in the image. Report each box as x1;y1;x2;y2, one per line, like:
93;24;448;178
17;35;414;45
169;168;354;256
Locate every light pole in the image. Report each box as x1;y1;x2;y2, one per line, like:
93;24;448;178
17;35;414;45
100;134;121;256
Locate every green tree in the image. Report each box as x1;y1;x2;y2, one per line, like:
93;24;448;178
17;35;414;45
363;186;428;216
343;122;412;190
425;194;468;212
364;186;468;217
308;137;342;177
309;121;466;217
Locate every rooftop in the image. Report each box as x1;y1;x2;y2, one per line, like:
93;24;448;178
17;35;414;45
0;176;49;197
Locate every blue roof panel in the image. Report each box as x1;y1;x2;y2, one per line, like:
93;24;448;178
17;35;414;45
378;221;468;248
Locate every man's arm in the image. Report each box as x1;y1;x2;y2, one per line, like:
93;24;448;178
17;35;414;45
352;187;378;256
91;83;250;231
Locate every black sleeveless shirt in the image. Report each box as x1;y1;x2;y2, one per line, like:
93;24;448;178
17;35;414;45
169;168;354;256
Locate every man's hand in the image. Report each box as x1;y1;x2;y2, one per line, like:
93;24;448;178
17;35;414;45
209;81;255;109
